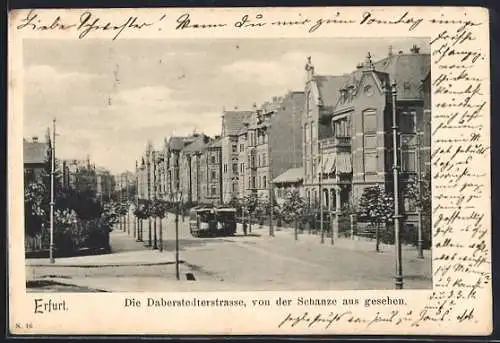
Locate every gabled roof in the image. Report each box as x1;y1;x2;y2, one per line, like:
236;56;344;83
23;139;49;165
222;111;253;136
313;75;350;109
205;137;222;149
340;53;430;101
183;134;212;153
168;136;196;151
273;167;304;184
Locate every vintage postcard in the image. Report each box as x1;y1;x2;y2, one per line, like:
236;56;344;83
8;6;491;335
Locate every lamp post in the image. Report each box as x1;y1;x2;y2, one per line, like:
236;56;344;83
49;118;56;264
126;173;130;235
318;142;324;244
152;150;158;250
415;134;424;259
391;80;404;289
268;128;274;238
174;191;182;280
146;148;152;247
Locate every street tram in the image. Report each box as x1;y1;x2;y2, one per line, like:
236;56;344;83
189;206;237;237
214;207;237;236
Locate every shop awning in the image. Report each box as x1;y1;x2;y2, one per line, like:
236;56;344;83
336;153;352;173
325;154;336;173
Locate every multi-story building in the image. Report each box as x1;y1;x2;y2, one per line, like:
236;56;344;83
178;133;212;204
95;167;115;202
23;136;49;185
61;158;89;189
302;57;350;206
220;110;253;203
237;92;305;202
199;136;223;205
163;136;196;202
303;45;431;237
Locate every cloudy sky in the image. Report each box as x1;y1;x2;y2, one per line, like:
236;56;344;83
23;37;429;174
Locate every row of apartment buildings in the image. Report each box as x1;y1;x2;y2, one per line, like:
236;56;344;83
135;45;431;235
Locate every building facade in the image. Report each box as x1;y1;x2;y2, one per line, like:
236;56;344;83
220;110;253;203
178;133;212;204
302;46;431;236
199;137;223;205
272;167;305;206
23;136;50;185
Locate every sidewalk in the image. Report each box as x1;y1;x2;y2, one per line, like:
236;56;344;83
26;230;176;267
239;223;431;257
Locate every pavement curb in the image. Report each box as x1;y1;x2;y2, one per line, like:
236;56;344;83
27;260;184;268
26;279;109;293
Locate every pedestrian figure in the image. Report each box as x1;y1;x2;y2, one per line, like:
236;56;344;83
243;222;248;236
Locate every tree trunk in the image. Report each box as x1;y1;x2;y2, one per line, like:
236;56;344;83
159;217;163;252
294;220;298;241
375;223;380;252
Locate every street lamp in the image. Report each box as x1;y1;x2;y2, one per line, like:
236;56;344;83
318;141;324;244
391;80;404;289
415;134;424;259
268;149;274;237
174;191;182;280
49;118;56;264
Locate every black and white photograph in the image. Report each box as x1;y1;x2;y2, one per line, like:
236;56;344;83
23;37;433;293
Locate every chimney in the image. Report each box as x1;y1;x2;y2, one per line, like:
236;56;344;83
32;136;38;143
410;44;420;54
305;56;315;80
215;135;221;140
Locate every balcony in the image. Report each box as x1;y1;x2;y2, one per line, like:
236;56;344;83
320;136;351;152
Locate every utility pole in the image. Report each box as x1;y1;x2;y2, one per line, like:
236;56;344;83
268;126;274;237
126;173;130;235
49;118;56;264
319;141;324;244
416;134;424;259
146;147;152;247
391;81;403;289
152;150;158;249
135;160;139;240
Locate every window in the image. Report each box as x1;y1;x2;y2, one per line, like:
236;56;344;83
363;109;377;133
211;171;217;181
252;176;256;189
240;144;244;152
211;186;217;196
401;108;417;133
210;154;216;164
232;144;237;153
232;182;237;193
402;149;416;172
262;153;267;166
240;163;244;173
364;151;377;173
223;164;227;173
334;118;350;137
232;163;238;174
404;196;417;212
307;91;313;115
364;135;377;149
263;175;267;189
